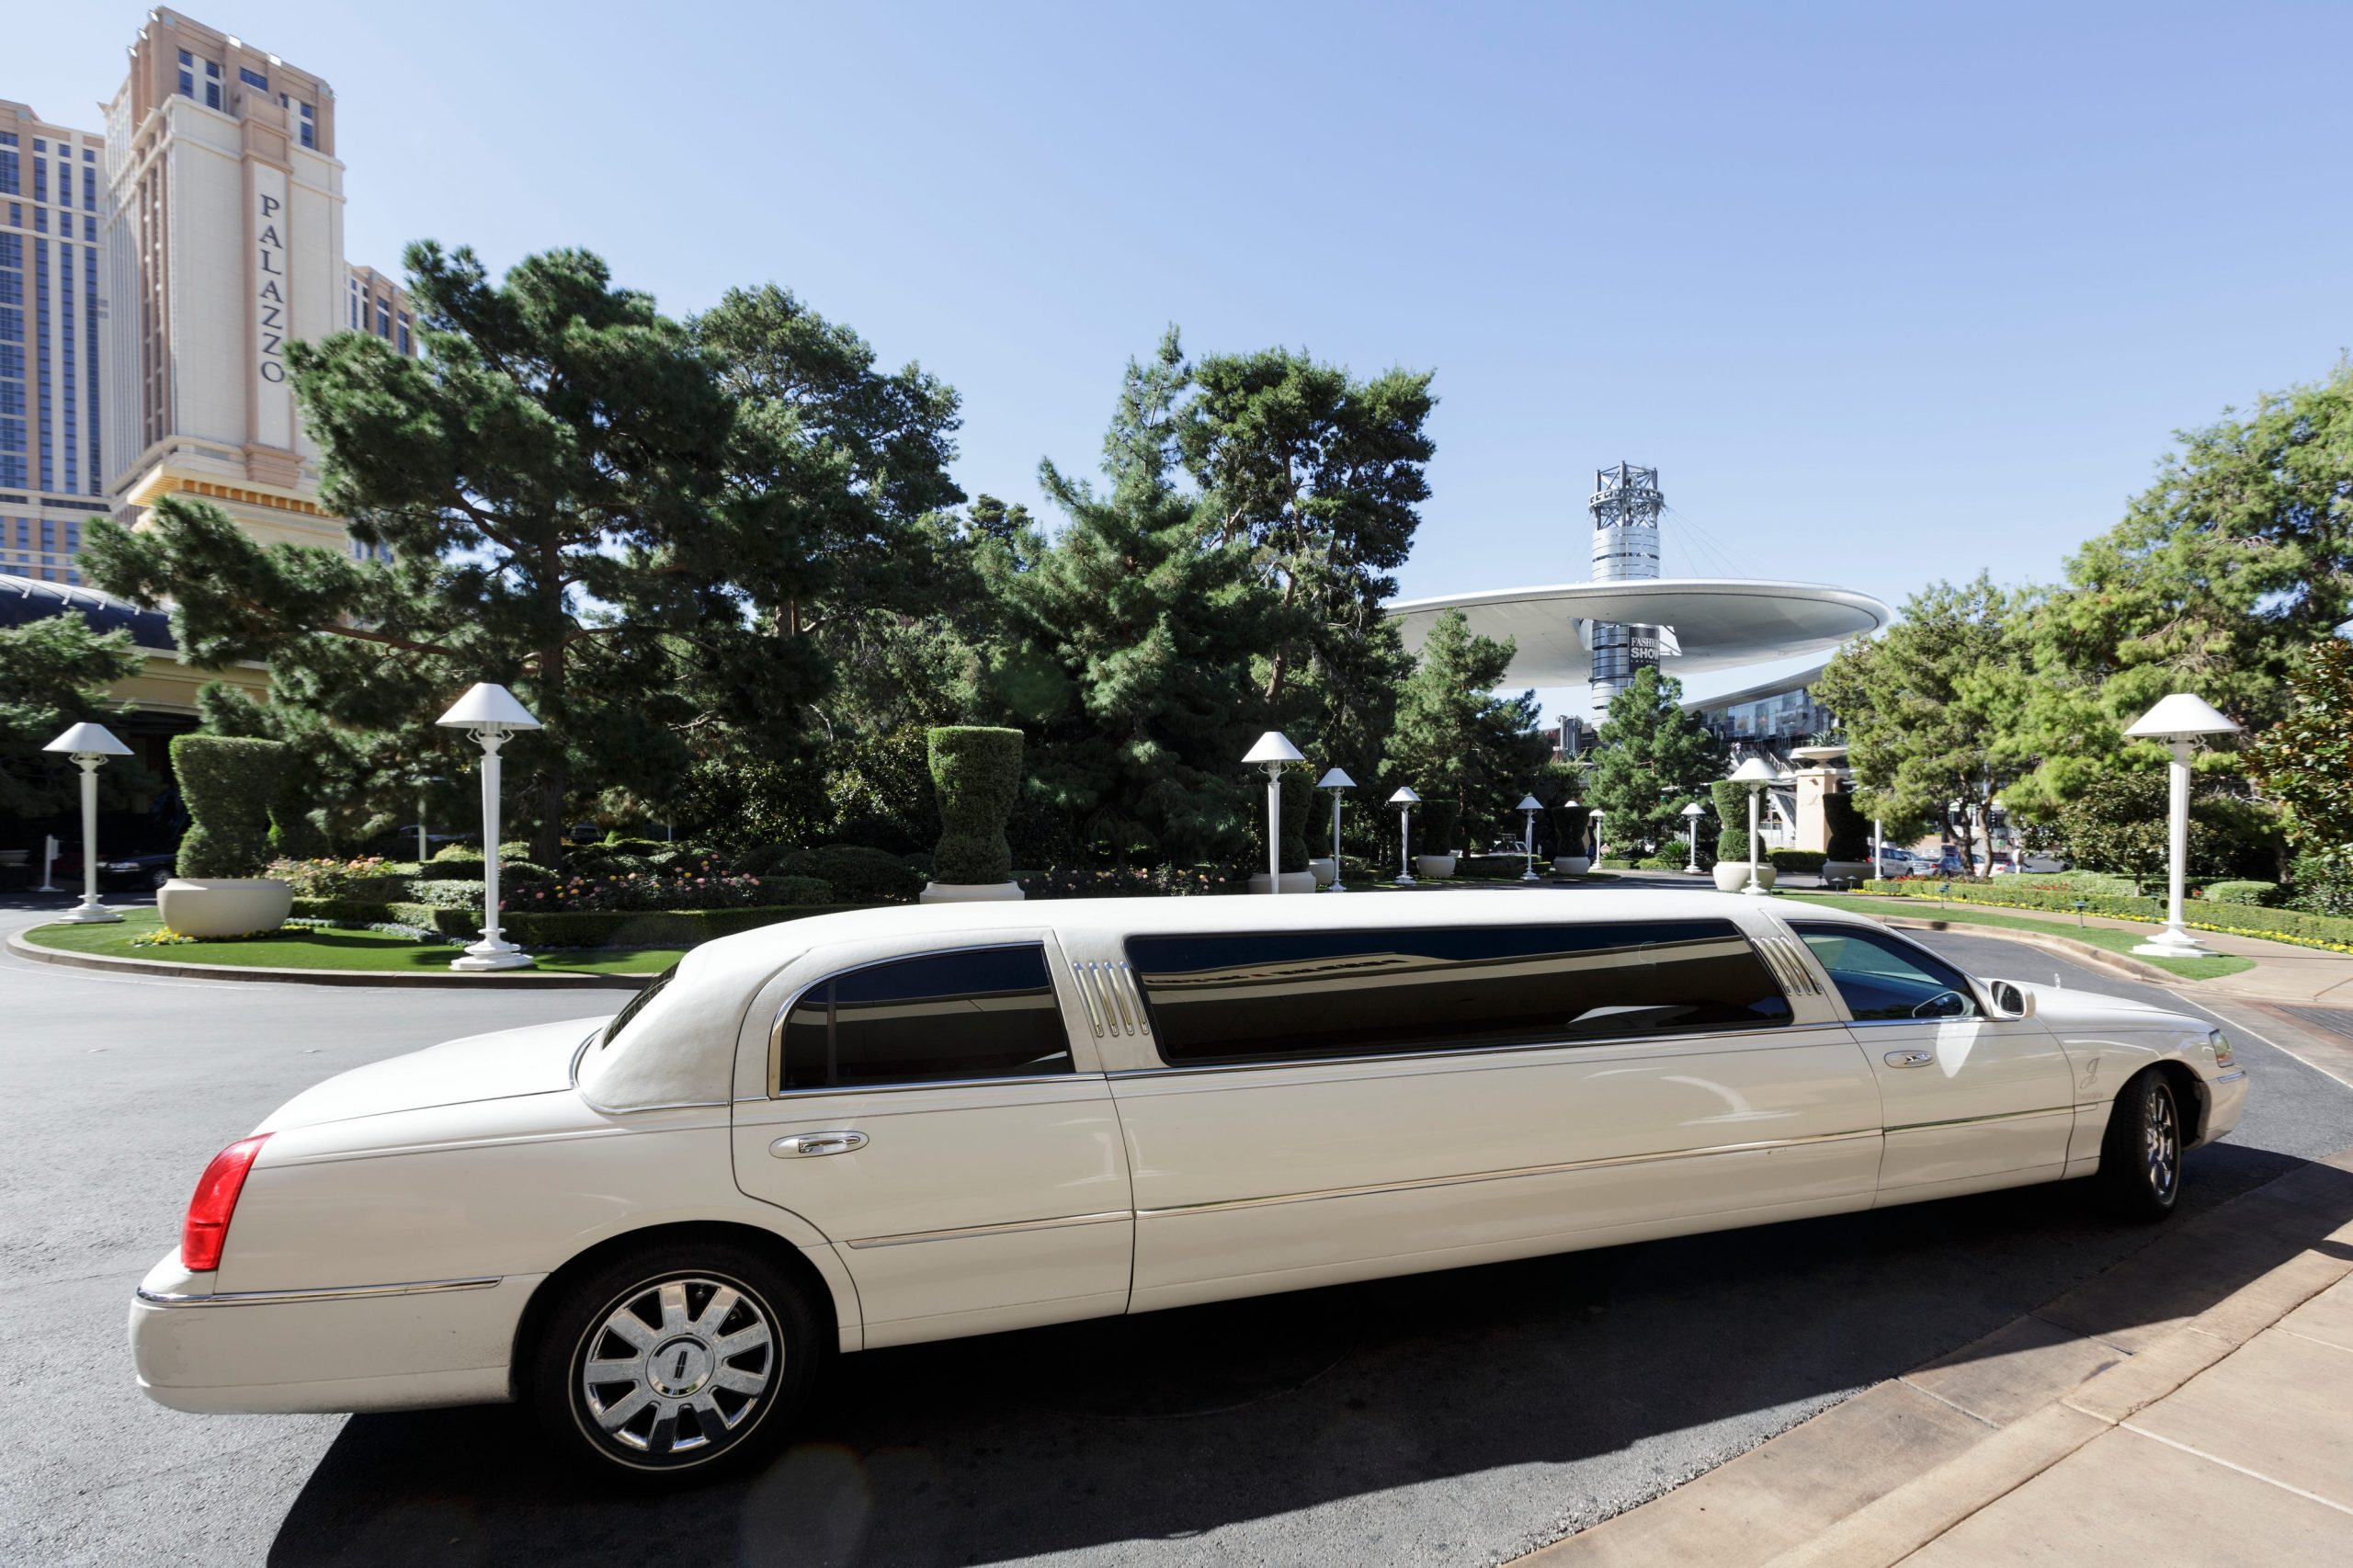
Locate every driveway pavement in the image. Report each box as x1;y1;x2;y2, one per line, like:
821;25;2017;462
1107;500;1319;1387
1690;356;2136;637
3;905;2347;1566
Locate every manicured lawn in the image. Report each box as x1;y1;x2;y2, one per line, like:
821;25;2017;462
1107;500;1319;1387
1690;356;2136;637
1783;892;2255;981
21;909;679;976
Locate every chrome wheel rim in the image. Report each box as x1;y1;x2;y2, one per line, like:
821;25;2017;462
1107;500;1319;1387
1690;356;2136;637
576;1275;776;1464
2144;1085;2180;1203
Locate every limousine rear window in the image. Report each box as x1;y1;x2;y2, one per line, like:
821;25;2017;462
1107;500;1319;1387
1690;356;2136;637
779;944;1074;1090
1126;920;1792;1065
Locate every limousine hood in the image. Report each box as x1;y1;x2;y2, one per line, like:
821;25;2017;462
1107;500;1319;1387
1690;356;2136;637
2016;983;2187;1029
254;1017;611;1132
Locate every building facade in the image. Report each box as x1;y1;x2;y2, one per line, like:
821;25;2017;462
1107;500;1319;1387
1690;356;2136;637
0;100;111;585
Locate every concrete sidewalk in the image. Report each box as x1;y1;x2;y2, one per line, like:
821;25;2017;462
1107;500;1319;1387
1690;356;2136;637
1519;1153;2353;1566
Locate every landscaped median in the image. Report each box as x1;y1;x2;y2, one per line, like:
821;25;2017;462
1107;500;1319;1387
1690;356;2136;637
1854;876;2353;957
1786;892;2254;980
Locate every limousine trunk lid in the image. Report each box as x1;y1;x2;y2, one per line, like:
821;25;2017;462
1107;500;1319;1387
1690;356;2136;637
252;1017;613;1131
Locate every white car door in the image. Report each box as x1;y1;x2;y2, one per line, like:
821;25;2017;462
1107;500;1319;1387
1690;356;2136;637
1786;920;2075;1200
1097;915;1882;1315
731;937;1132;1348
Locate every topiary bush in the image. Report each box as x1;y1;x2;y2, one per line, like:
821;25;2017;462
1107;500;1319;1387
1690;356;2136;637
171;735;288;879
1768;848;1827;873
2199;880;2278;906
926;725;1023;885
268;764;329;861
1420;798;1461;855
1822;791;1870;862
1711;781;1753;865
1279;767;1313;873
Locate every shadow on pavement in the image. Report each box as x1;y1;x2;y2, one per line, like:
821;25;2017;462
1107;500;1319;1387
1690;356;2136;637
267;1140;2353;1568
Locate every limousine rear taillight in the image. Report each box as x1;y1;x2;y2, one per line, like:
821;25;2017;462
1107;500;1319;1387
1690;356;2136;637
181;1134;270;1273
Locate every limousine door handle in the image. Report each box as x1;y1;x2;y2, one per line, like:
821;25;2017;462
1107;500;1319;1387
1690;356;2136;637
771;1131;869;1158
1884;1049;1936;1069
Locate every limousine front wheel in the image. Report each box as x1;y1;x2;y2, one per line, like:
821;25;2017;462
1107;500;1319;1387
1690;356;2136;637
2097;1070;2183;1222
530;1240;821;1479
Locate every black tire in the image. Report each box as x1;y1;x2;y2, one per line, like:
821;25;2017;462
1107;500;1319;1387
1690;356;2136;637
2097;1070;2184;1222
527;1239;823;1482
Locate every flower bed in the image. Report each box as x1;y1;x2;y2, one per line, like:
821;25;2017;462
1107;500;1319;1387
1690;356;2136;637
287;897;864;948
1016;865;1249;898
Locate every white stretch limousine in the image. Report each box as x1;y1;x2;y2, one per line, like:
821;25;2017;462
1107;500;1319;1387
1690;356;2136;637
131;892;2245;1478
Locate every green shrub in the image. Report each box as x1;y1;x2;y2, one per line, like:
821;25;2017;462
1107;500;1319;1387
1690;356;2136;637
1420;799;1461;855
753;874;836;906
501;860;556;889
1639;851;1690;872
502;905;854;948
2285;847;2353;917
414;858;485;881
1456;853;1537;879
403;878;489;910
1769;849;1828;873
776;844;925;903
926;725;1024;885
268;766;329;861
1857;877;2353;953
288;897;479;937
171;735;287;879
2199;880;2278;906
1711;781;1753;864
1278;768;1313;874
1822;791;1870;862
430;843;483;863
267;857;409;900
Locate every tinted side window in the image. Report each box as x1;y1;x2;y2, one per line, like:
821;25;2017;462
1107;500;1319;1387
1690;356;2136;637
1128;921;1790;1065
779;945;1073;1090
1790;924;1979;1022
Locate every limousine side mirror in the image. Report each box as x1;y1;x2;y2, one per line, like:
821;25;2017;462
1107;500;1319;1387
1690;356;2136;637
1984;979;2036;1020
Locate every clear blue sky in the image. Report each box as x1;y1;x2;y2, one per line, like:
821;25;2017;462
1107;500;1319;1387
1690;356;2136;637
22;2;2353;722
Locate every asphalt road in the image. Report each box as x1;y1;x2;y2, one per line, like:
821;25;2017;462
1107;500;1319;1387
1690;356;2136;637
4;900;2348;1568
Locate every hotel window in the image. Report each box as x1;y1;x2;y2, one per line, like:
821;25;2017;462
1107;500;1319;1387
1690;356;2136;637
396;312;411;355
30;159;43;205
298;102;315;149
376;299;391;337
240;67;269;92
0;153;14;197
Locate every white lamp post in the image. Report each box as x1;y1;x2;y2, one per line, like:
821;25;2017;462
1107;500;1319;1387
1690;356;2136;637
1590;807;1607;864
1517;794;1545;881
2124;694;2243;957
1681;801;1706;873
436;683;542;971
1317;767;1355;892
1389;786;1420;884
1729;754;1778;896
1243;732;1306;895
41;722;132;924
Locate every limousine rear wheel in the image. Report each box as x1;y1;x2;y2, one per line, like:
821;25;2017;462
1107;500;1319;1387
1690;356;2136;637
530;1240;821;1480
2097;1070;2183;1223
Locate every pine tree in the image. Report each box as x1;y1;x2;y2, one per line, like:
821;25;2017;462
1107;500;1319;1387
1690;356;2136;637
1383;608;1549;845
1586;667;1723;855
986;331;1271;866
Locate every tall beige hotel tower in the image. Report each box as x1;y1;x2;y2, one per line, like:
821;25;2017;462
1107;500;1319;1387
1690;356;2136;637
102;8;408;553
0;8;409;585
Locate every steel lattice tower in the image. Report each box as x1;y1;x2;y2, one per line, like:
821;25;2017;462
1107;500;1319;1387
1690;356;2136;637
1587;461;1664;709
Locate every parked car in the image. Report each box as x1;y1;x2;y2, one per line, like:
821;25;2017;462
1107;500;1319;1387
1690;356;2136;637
1871;847;1921;876
1991;854;2069;875
49;847;177;889
130;892;2246;1480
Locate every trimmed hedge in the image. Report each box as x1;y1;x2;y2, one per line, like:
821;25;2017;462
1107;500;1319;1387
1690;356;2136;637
927;726;1023;885
775;845;924;903
2199;880;2278;906
290;898;867;947
1859;878;2353;954
1456;853;1539;879
171;735;287;879
1768;849;1828;873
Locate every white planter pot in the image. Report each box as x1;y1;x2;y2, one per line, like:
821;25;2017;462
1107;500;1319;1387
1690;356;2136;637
1307;857;1338;887
1415;853;1458;880
1552;856;1591;876
156;878;292;938
1820;859;1874;890
1246;870;1320;895
1713;862;1776;893
918;881;1026;903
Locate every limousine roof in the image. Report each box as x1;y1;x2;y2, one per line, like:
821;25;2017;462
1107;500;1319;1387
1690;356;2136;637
577;888;1873;1111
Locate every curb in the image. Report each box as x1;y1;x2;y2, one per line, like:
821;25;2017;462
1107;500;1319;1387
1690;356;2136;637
1518;1150;2353;1567
5;928;649;989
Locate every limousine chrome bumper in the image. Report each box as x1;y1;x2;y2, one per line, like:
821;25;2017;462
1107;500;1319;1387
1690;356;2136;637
129;1251;538;1415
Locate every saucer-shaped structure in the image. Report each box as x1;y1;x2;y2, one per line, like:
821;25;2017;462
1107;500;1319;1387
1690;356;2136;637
1388;578;1892;688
